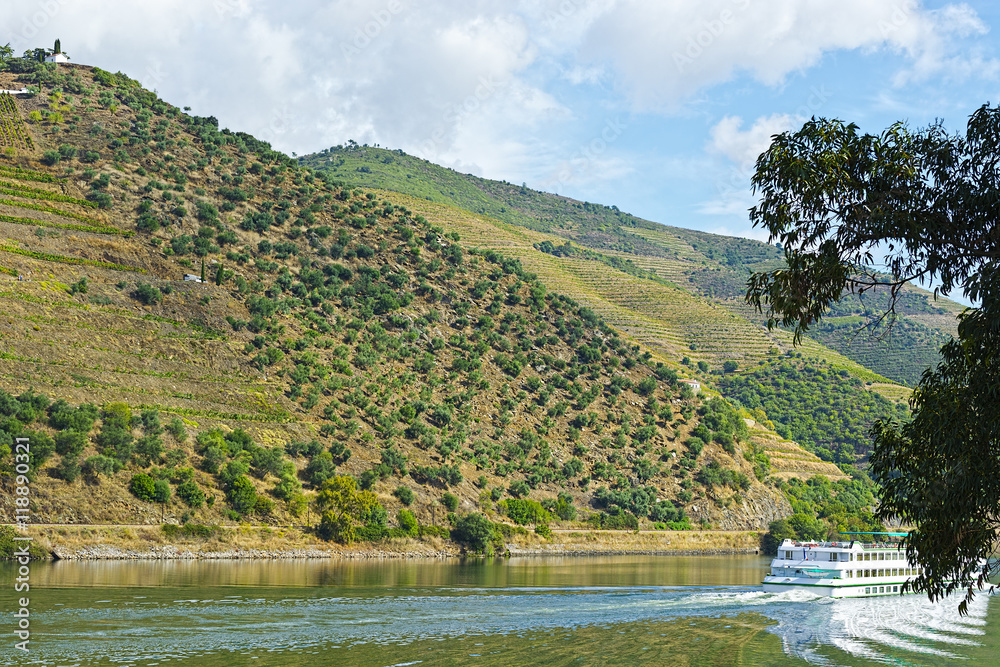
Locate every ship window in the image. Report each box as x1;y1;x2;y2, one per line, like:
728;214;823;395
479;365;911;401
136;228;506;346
829;553;837;561
865;587;871;594
785;551;793;560
879;553;884;561
864;569;870;577
880;586;885;593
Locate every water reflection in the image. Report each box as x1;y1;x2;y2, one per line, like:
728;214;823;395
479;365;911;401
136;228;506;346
27;554;772;590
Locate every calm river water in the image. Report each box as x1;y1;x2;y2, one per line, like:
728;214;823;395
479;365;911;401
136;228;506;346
2;555;996;666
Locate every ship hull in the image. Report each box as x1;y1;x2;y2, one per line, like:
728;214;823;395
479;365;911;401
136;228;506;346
762;577;910;598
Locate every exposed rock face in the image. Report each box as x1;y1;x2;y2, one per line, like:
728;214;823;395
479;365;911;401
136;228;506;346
701;484;792;531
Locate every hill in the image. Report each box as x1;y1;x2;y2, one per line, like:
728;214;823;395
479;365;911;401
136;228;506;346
301;144;964;388
0;59;818;545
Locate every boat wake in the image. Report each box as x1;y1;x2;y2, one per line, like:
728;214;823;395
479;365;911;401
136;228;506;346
763;591;990;664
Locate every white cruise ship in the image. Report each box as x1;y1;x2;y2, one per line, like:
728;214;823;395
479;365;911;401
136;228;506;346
763;533;923;597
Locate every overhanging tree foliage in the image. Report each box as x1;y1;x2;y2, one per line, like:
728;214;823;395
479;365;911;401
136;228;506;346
746;104;1000;613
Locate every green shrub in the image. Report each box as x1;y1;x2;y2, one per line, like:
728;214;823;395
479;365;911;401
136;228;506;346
441;492;459;512
130;473;156;501
82;454;117;479
393;486;414;506
176;481;205;507
226;475;258;515
498;498;550;525
134;282;162;305
255;495;275;515
587;509;639;530
451;513;497;554
54;429;88;456
53;455;81;482
397;509;418;536
166;417;187;442
508;480;530;498
153;479;171;503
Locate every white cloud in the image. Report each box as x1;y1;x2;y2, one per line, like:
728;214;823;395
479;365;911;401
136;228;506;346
576;0;999;111
707;113;802;169
0;0;996;242
696;112;803;222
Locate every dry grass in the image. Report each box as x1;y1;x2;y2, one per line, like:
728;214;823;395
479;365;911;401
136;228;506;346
528;529;763;554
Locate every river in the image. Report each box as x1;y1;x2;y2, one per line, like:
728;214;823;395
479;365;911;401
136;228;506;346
2;555;996;665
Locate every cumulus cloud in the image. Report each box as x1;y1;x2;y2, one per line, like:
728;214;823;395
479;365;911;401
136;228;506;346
577;0;999;111
708;113;802;169
0;0;995;234
697;112;804;223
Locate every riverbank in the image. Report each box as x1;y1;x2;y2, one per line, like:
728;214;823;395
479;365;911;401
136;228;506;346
9;524;764;560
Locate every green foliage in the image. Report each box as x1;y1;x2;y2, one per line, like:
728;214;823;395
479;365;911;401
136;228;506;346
397;508;418;536
129;473;156;502
82;454;117;479
498;498;550;525
743;119;1000;612
542;492;577;521
304;451;336;487
315;475;381;544
441;492;459;512
508;479;530;498
594;485;658;518
54;429;88;457
0;525;48;559
719;356;904;466
696;461;750;491
176;480;205;507
588;508;639;530
134;282;162;305
393;486;414;506
53;454;81;482
451;513;500;554
409;463;462;487
225;475;258;515
648;499;686;524
165;417;187;442
153;479;171;503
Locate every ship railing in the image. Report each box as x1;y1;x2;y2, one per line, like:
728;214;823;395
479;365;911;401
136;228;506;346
788;541;852;549
786;540;906;550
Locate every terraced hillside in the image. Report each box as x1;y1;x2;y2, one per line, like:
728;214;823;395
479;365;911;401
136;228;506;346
0;61;807;538
375;193;895;386
303;145;962;387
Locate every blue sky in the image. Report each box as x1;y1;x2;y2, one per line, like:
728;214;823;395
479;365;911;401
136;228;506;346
3;0;1000;244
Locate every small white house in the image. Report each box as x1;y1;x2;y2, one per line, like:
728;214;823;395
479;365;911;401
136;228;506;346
183;274;203;283
44;52;69;64
680;379;701;393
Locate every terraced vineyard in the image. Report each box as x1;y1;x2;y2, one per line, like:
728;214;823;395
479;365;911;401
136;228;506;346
0;92;34;151
747;424;848;482
383;192;891;387
316;145;963;388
